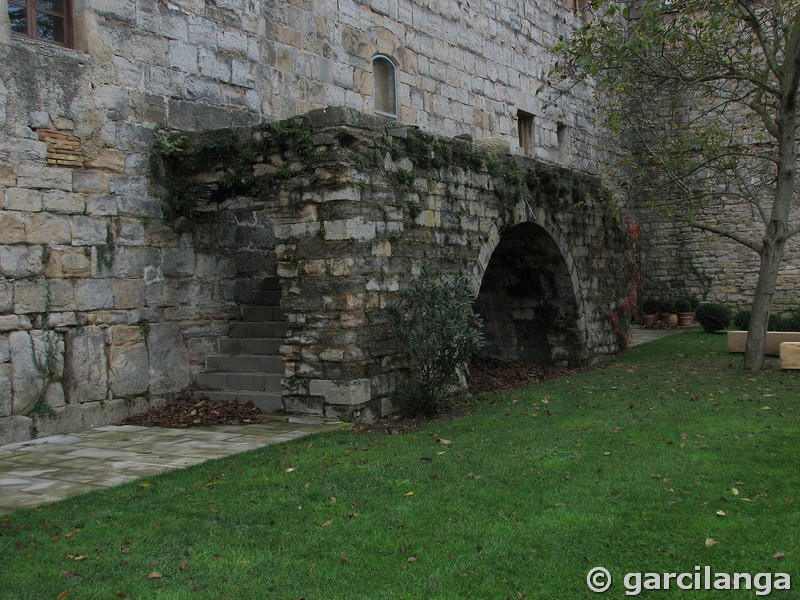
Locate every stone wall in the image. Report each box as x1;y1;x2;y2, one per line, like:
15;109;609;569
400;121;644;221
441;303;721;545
160;108;633;421
0;0;608;442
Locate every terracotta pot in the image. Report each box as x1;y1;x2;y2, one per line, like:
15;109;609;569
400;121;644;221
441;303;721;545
666;313;679;327
642;314;658;327
677;312;695;327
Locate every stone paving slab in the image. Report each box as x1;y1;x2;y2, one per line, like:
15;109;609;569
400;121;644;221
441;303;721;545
0;419;347;515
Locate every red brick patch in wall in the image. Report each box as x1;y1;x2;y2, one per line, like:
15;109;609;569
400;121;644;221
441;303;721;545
37;128;85;168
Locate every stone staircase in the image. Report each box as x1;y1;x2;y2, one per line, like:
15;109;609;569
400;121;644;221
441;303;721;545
195;277;287;412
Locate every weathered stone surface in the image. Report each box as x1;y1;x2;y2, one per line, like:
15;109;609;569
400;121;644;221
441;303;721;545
81;399;130;430
74;279;115;311
113;278;146;309
64;327;108;404
0;415;33;444
308;378;371;406
108;325;149;397
0;245;44;278
33;404;82;438
147;323;191;394
0;210;27;243
4;188;43;212
0;282;11;313
0;364;11;417
42;190;85;214
9;330;64;414
0;337;9;363
13;279;75;314
25;213;72;244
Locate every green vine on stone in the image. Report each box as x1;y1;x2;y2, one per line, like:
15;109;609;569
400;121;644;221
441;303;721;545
27;283;59;421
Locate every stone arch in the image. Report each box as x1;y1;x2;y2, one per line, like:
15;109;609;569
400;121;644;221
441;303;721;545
472;207;588;367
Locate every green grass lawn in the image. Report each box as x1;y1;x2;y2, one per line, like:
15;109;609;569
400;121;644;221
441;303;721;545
1;333;798;599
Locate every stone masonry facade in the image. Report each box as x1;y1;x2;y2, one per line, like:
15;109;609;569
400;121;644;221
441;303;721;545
0;0;797;442
157;108;632;421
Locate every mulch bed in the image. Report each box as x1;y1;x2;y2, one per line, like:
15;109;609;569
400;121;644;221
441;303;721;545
119;386;264;428
121;360;574;430
466;359;576;394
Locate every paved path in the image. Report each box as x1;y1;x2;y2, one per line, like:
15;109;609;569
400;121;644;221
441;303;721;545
628;324;699;346
0;418;347;515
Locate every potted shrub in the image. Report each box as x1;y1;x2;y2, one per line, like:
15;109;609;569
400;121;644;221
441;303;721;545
676;297;695;326
641;297;660;327
696;302;732;333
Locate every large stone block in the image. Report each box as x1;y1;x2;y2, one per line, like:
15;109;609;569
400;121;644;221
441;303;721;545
0;245;44;278
33;404;82;438
71;216;109;246
0;415;33;444
113;278;146;309
147;322;191;394
74;279;115;311
162;247;195;277
308;378;372;406
0;211;27;243
42;191;86;214
64;326;108;404
14;279;75;313
108;325;149;397
17;164;73;191
0;282;11;313
25;213;72;244
0;364;11;417
4;188;43;212
9;330;64;414
81;399;130;430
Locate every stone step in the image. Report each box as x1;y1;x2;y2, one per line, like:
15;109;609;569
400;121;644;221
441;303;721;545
251;290;283;305
201;390;284;413
230;321;288;338
195;372;283;393
206;354;284;373
260;276;282;291
219;338;282;355
241;305;286;322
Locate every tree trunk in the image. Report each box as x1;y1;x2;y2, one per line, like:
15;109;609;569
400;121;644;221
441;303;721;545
744;234;785;370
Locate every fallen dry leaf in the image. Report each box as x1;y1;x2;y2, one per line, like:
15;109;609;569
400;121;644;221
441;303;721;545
56;591;69;600
178;562;187;571
321;520;334;527
339;553;350;564
407;556;418;563
705;538;718;548
774;552;786;560
404;491;414;496
437;438;453;446
146;572;162;579
716;510;726;517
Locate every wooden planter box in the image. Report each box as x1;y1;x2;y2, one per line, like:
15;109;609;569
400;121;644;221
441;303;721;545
727;331;800;356
780;342;800;369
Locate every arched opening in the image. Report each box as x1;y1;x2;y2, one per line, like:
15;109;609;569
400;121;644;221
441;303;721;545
473;222;585;367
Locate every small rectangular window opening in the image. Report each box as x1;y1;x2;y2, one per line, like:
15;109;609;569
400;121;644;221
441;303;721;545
517;111;534;156
557;122;570;164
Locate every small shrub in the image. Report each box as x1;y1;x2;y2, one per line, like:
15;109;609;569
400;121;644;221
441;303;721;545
787;312;800;332
641;297;660;314
675;297;693;313
695;302;732;333
661;300;677;314
769;314;791;332
387;266;484;416
733;309;751;331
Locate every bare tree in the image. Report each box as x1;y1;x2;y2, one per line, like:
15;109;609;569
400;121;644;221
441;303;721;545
554;0;800;369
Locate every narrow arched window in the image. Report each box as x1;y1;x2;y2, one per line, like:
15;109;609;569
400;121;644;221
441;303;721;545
372;55;397;118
